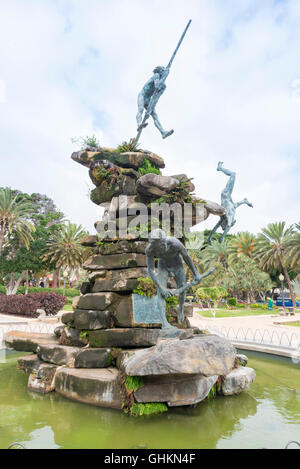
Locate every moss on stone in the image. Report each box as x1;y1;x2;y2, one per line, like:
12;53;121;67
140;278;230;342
79;331;89;341
130;402;168;417
124;376;144;393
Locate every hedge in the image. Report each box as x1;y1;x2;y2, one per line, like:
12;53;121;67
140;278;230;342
227;297;237;307
0;285;80;297
0;293;66;317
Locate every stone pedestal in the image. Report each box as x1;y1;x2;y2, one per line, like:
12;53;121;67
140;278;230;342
5;147;255;414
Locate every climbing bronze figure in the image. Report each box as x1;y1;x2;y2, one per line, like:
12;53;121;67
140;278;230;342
136;19;192;142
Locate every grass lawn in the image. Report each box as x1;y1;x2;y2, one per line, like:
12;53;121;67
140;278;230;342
197;308;276;318
63;304;73;311
281;322;300;327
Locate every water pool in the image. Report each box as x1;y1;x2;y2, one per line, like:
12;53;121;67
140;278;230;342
0;349;299;449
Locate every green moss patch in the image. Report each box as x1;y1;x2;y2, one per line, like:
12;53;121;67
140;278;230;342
130;402;168;416
125;376;144;393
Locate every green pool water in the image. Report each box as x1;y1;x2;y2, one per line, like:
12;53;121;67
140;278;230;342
0;349;299;449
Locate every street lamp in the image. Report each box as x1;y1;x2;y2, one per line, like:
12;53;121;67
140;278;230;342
63;270;68;297
279;273;285;314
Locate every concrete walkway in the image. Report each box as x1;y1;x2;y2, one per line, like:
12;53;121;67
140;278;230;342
191;310;300;337
190;309;300;358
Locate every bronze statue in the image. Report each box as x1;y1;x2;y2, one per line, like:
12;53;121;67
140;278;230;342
146;229;214;330
208;162;253;243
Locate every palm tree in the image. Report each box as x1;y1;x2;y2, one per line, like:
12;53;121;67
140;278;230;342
228;232;256;259
0;188;35;255
255;222;296;310
43;222;88;288
203;239;230;269
286;223;300;270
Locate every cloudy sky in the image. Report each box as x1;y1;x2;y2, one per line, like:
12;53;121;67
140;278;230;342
0;0;299;235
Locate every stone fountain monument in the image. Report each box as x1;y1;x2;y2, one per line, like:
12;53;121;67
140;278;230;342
4;20;255;415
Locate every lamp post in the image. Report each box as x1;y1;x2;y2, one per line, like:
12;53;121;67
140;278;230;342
279;273;285;314
63;270;68;297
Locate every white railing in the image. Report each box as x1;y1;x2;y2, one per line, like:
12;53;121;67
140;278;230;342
206;325;300;351
0;322;57;349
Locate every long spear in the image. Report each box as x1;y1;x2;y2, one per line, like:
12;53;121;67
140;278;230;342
135;19;192;143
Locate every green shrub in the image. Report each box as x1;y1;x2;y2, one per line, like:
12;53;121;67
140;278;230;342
196;286;228;304
249;303;268;310
0;286;80;297
133;278;157;298
166;296;178;313
227;297;237;307
236;303;246;309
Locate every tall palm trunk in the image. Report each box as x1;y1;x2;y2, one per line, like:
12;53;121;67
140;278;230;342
0;222;6;255
25;270;29;295
282;265;296;311
52;267;61;289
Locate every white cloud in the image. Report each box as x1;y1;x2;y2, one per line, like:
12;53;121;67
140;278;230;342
0;0;299;235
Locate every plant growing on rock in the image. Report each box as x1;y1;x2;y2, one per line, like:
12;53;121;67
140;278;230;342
133;277;157;297
92;166;121;189
138;159;161;176
116;138;140;153
155;177;195;205
71;135;100;150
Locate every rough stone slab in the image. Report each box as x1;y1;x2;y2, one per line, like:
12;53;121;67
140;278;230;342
81;282;92;295
74;348;112;368
58;326;87;347
27;363;58;394
37;344;81;367
92;278;139;293
81;235;99;246
94;229;148;242
18;354;43;374
202;199;226;216
77;292;118;310
83;253;147;271
71;149;165;170
184;304;193;317
72;296;80;310
4;331;58;353
90;267;147;292
136;174;179;197
192;203;209;223
134;374;218;407
55;367;122;409
90;175;136;205
54;325;65;338
73;309;113;330
89;328;159;348
115;348;146;369
171;174;195;192
98;240;147;256
61;312;74;326
123;335;236;377
236;354;248;367
221;367;256;396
